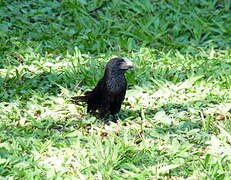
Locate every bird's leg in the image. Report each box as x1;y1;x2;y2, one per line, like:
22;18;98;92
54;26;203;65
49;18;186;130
102;115;117;124
99;112;106;119
111;114;119;122
98;104;110;119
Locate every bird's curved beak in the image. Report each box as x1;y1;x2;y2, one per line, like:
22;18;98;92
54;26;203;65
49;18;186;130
123;58;133;69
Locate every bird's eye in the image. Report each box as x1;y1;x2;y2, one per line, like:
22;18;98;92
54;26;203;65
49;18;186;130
117;60;124;65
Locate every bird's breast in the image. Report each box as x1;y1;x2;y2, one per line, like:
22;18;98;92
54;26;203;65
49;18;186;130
106;76;126;94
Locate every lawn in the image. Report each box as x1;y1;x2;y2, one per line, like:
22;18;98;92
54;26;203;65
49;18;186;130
0;0;231;179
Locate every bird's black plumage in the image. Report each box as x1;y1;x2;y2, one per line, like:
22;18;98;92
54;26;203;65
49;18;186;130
71;57;133;119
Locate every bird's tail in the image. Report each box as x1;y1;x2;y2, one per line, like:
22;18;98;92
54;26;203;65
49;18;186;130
71;96;88;102
71;91;92;102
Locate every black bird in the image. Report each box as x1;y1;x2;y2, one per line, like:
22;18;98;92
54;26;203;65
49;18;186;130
71;57;133;120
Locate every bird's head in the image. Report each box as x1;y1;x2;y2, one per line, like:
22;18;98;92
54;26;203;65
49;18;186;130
106;58;133;74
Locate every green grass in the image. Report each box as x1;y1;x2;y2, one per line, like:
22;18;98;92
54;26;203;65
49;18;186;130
0;0;231;179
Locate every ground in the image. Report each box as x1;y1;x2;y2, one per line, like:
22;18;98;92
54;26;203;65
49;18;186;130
0;0;231;179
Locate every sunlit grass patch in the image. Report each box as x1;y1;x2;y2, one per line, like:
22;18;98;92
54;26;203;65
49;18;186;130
1;47;231;179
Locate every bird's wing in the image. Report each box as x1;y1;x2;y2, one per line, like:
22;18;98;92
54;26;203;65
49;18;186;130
88;77;110;105
71;78;106;103
89;77;113;117
91;77;107;95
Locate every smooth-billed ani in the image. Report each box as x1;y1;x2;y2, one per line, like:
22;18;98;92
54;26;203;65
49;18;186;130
71;57;133;119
